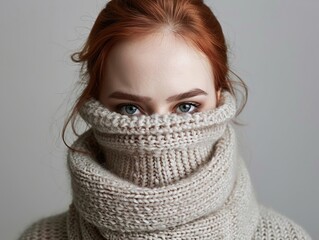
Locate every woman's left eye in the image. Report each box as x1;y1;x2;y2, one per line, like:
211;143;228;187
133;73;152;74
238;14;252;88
116;104;142;116
176;103;200;114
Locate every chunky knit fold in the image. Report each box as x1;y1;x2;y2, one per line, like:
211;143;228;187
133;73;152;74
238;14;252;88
64;90;259;239
78;89;236;188
18;90;313;240
66;127;260;239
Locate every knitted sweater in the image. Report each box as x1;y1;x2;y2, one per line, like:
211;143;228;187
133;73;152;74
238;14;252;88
18;90;312;239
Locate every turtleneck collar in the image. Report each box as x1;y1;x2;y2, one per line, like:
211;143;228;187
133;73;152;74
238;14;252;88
66;90;260;239
79;90;237;188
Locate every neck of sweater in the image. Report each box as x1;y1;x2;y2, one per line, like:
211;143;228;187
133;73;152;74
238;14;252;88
66;90;261;239
80;90;236;188
96;122;226;188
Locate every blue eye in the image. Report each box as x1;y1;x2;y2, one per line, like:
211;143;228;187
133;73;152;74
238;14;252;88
176;103;199;114
118;104;141;116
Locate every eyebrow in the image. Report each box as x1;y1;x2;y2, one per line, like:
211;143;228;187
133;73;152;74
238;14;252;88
108;88;208;103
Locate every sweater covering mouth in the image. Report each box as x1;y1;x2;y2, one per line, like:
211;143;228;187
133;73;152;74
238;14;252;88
79;90;237;188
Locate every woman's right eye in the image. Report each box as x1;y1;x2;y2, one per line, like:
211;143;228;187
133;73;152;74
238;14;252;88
117;104;142;116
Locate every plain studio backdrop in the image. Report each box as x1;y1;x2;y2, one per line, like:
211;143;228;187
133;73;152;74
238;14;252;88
1;1;318;239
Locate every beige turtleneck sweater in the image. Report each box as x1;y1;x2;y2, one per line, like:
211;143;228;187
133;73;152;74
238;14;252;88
18;90;312;239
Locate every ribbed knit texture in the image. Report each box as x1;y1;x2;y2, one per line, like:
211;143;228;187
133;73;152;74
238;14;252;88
81;89;235;189
18;90;312;240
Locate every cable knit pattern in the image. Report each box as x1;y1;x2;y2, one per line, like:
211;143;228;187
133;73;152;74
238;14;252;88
18;90;312;240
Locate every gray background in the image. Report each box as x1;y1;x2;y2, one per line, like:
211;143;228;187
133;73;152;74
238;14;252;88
1;1;318;239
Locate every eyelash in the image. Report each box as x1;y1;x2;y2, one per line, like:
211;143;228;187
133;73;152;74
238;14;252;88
115;102;201;115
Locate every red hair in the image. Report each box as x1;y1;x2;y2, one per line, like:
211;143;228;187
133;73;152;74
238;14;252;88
62;0;248;153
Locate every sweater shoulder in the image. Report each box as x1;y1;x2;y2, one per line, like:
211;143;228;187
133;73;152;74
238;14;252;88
254;204;312;240
18;211;68;240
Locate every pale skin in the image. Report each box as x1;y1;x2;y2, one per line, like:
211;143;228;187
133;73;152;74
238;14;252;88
99;30;221;116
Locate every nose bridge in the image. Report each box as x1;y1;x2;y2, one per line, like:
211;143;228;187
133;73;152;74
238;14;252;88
148;102;170;115
156;108;170;115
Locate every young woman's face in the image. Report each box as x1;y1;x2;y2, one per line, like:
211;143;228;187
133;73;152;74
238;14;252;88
99;31;220;116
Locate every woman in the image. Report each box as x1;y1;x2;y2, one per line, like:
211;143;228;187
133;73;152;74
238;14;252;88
19;0;312;239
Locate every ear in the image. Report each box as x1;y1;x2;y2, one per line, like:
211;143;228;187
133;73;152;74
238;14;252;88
216;89;222;105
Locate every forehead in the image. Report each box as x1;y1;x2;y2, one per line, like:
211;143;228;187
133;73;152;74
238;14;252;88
104;32;214;92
